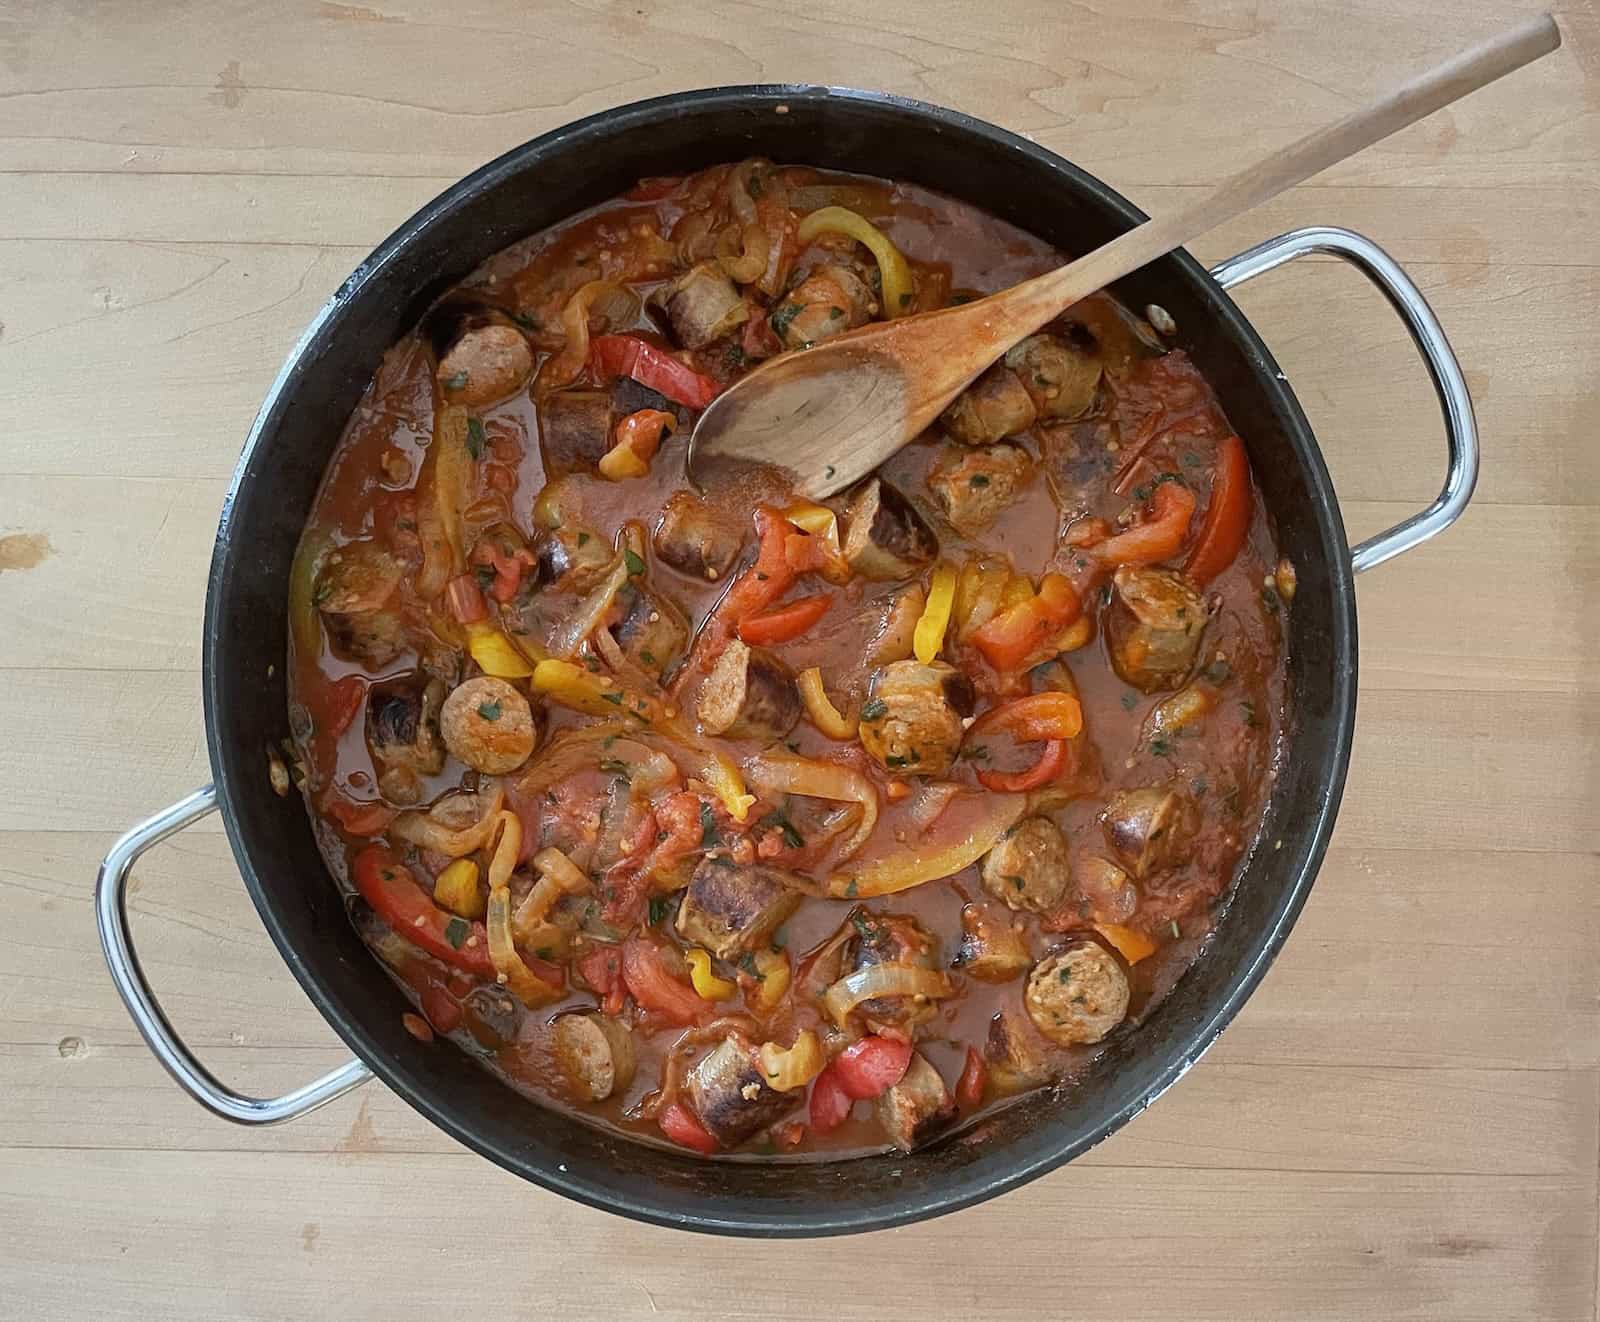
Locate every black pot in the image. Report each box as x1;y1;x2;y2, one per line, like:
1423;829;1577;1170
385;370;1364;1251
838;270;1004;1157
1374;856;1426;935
97;86;1476;1236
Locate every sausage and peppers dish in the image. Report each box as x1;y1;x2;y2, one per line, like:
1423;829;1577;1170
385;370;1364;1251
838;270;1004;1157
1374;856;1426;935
283;160;1289;1158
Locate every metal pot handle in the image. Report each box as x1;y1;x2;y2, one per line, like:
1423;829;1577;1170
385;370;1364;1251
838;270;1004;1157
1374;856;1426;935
95;785;373;1124
1208;226;1478;573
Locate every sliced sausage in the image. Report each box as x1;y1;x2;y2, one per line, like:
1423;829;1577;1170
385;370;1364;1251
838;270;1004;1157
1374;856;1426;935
769;265;875;349
857;659;975;777
366;675;446;805
980;815;1072;914
985;1008;1051;1093
941;364;1038;445
1076;854;1137;924
653;490;743;582
660;262;748;349
439;675;539;775
1003;331;1102;420
685;1034;801;1147
841;478;938;581
609;582;689;678
875;1051;957;1151
675;856;802;961
697;639;800;742
438;323;534;408
927;442;1034;536
846;911;942;1031
955;903;1031;983
1104;566;1209;693
551;1012;636;1102
1101;786;1198;879
538;390;614;478
1025;944;1130;1046
317;541;407;668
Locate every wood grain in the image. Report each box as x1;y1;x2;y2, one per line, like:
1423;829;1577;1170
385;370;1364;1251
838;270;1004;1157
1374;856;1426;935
0;2;1596;1318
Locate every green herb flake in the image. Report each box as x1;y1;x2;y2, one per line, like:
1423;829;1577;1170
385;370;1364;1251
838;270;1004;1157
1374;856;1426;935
648;895;671;926
624;548;647;576
1007;875;1026;891
860;698;887;722
444;371;469;391
508;310;539;331
1120;693;1138;711
476;700;502;722
844;879;859;898
1058;967;1072;985
444;917;469;950
601;690;623;706
770;302;804;339
824;464;836;479
465;416;487;459
961;744;990;762
474;563;496;591
1206;658;1232;683
598;758;630;779
584;654;602;673
1193;776;1209;797
577;531;591;547
1261;586;1280;615
699;802;721;848
1099;583;1113;607
759;808;805;850
1150;734;1172;758
968;473;991;489
828;305;846;320
639;649;656;666
899;292;913;307
1241;700;1258;728
738;951;760;976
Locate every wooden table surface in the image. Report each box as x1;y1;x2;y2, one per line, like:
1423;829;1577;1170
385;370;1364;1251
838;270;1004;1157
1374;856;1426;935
2;2;1596;1317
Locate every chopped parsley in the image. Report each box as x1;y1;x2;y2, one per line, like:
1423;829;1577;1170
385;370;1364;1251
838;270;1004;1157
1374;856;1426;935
1007;875;1026;891
1261;585;1281;615
598;758;630;779
623;548;646;576
843;879;859;898
1241;700;1258;728
583;654;602;673
648;895;671;926
465;416;487;459
723;341;746;371
960;743;990;762
1193;776;1209;797
828;305;846;320
699;802;720;847
444;371;469;390
474;563;496;591
443;917;469;950
1150;734;1172;757
758;808;805;849
639;649;656;666
1205;658;1232;683
508;310;540;331
824;464;836;479
577;531;591;547
860;698;888;722
476;700;502;722
969;473;991;489
770;302;804;339
1120;692;1138;711
885;751;918;768
899;291;913;307
600;690;623;705
737;951;760;976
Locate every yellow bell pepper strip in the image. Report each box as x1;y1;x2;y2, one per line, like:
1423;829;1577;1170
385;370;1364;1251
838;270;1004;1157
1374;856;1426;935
795;206;915;318
685;948;737;1002
796;667;857;740
969;572;1083;673
467;621;536;679
531;658;667;725
826;794;1025;897
782;502;852;584
598;408;676;481
953;556;1012;642
432;858;484;920
750;948;792;1014
1056;615;1093;654
758;1030;825;1092
913;561;957;664
1095;922;1158;965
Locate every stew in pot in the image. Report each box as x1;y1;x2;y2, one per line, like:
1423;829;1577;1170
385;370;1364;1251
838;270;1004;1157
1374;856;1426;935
284;160;1289;1158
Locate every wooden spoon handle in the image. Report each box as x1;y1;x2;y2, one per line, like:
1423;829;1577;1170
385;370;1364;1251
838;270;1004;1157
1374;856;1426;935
995;13;1561;332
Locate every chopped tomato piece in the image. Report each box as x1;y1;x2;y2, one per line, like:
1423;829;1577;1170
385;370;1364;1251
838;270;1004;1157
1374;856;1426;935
325;674;367;737
737;594;832;646
832;1035;914;1100
1092;479;1197;568
351;846;493;977
809;1063;854;1134
621;938;707;1026
1184;435;1252;584
323;794;396;838
715;506;797;627
658;1102;719;1154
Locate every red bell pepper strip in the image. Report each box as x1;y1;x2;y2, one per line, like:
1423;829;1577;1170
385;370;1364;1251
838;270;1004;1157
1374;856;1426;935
956;1046;987;1109
658;1101;719;1154
969;692;1082;793
1183;435;1252;584
977;738;1070;793
1092;479;1197;568
352;846;493;977
832;1035;914;1100
590;334;723;410
737;594;832;646
470;541;535;605
577;944;627;1017
325;674;367;738
716;506;796;625
621;937;708;1026
808;1063;854;1134
969;573;1083;673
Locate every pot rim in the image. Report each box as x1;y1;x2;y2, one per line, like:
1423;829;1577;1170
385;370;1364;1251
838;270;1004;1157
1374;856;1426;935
202;84;1356;1235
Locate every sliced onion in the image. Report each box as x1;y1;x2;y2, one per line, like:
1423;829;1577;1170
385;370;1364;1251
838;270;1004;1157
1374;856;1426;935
485;809;522;891
757;1030;824;1092
745;752;878;860
548;549;629;659
533;847;589;893
820;964;954;1028
486;886;562;1006
539;281;641;392
716;222;769;284
906;781;963;831
390;787;505;857
825;793;1024;898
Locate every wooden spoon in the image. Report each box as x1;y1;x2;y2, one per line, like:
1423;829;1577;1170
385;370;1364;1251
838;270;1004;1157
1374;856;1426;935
687;14;1559;499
